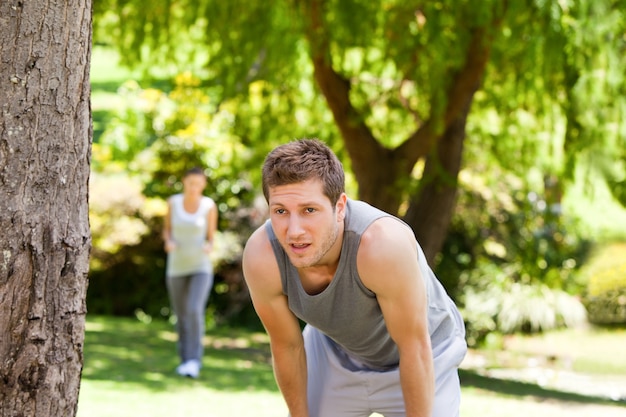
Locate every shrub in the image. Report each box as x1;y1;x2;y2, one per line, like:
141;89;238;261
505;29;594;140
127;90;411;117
437;169;591;346
582;243;626;325
87;171;261;327
437;170;591;301
88;74;267;325
460;263;587;347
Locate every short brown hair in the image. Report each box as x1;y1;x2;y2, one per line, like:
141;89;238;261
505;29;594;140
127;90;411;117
262;139;345;204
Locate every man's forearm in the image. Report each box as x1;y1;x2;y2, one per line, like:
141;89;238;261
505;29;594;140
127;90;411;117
272;345;309;417
399;349;435;417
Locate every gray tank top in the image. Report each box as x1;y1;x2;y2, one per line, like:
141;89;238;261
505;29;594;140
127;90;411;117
266;199;466;370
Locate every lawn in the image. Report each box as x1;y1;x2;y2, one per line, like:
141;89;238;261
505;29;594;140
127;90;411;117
77;315;626;417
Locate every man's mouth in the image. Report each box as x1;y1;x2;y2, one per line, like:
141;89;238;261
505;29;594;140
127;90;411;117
290;243;310;248
289;242;311;252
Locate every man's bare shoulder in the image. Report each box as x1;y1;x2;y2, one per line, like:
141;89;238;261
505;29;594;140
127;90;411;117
358;216;419;292
242;224;281;288
360;216;415;250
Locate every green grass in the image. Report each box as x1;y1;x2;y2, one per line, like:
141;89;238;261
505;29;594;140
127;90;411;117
91;47;142;86
502;327;626;375
77;315;626;417
563;164;626;241
78;316;285;417
90;46;179;143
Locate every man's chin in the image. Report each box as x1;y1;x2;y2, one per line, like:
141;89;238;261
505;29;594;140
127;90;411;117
287;255;314;269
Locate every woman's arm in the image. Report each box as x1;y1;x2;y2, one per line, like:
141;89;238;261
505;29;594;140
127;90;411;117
162;198;176;252
204;199;219;252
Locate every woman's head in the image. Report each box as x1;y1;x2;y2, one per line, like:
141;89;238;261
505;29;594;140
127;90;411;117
182;167;207;196
262;139;345;204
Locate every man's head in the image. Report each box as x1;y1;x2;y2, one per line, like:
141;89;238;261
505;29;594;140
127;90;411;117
262;139;345;205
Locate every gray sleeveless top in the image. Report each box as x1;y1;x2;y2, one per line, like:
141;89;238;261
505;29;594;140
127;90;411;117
266;199;466;370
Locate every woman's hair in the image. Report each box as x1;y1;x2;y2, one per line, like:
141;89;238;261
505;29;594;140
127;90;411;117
183;166;206;178
262;138;345;204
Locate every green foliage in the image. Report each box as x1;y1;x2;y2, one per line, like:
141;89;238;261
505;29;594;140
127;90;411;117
90;0;626;332
581;243;626;324
585;289;626;325
88;170;260;325
93;0;626;210
481;0;626;199
92;80;161;171
438;168;591;291
89;71;268;321
436;168;592;345
462;277;588;347
94;71;260;230
88;173;168;316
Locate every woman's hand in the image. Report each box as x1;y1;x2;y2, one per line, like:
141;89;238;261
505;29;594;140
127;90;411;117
203;241;213;254
164;240;177;253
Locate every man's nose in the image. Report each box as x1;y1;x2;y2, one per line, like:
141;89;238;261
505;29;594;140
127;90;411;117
287;215;305;238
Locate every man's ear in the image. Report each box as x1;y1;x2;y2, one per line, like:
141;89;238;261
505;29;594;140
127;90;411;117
336;193;348;222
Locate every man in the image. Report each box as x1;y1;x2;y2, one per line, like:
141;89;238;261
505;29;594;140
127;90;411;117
242;139;467;417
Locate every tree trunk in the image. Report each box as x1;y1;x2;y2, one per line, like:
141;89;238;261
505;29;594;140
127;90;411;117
0;1;92;416
303;1;495;263
403;107;469;265
403;25;494;265
304;0;416;214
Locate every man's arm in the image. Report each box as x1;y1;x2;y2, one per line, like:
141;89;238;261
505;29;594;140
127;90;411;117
358;217;434;417
242;226;309;417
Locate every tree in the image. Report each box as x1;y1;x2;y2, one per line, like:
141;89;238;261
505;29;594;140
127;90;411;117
0;1;92;416
95;0;626;263
294;1;500;262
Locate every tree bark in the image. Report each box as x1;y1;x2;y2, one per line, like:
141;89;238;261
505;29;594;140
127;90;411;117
304;0;407;213
301;1;501;264
403;26;494;264
403;108;469;265
0;1;92;416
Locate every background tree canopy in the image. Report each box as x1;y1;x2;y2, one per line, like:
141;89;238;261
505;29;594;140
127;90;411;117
88;0;626;340
94;0;625;257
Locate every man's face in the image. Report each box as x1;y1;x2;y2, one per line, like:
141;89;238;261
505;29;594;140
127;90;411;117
268;178;346;269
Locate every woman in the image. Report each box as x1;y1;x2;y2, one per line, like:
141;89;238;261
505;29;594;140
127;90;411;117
162;167;218;378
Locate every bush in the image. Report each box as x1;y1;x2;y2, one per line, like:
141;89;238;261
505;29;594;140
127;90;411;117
437;170;592;301
436;170;591;345
460;263;587;347
88;74;269;326
87;172;262;327
582;243;626;325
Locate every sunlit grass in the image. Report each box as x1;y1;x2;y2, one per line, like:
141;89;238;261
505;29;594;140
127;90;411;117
78;315;285;417
500;327;626;375
77;315;626;417
564;165;626;242
91;47;140;85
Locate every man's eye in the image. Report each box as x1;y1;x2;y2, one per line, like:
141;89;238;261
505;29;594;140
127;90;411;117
275;208;286;214
305;208;316;213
